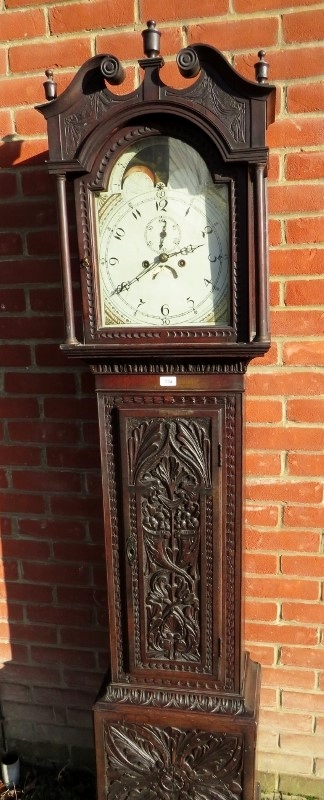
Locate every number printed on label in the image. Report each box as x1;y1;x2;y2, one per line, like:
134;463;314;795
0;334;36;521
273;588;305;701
160;376;177;387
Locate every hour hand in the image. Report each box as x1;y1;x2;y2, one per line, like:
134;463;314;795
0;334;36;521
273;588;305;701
159;219;167;250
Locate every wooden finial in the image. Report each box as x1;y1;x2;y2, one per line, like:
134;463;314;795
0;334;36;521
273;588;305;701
43;69;57;101
254;50;269;84
142;20;161;58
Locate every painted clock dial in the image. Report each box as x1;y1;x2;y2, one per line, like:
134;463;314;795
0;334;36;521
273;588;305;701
93;136;231;328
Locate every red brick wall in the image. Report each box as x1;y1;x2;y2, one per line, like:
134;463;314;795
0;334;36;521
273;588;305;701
0;1;323;794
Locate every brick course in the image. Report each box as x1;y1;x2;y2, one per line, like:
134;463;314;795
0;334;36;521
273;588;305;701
0;1;323;794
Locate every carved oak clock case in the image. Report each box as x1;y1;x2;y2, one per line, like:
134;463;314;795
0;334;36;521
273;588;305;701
38;23;275;800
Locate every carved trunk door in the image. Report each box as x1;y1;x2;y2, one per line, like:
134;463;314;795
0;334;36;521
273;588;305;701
99;393;242;695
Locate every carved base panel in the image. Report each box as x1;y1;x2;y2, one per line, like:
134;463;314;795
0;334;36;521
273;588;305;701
93;656;260;800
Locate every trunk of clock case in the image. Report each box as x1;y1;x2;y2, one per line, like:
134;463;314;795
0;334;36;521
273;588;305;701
92;371;260;800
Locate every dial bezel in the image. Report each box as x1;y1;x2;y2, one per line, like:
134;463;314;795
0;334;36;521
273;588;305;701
78;121;246;347
92;135;232;331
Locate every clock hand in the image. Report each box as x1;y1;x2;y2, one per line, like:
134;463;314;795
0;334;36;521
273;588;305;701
110;255;162;295
166;243;204;259
153;243;204;268
110;244;204;296
152;243;204;277
159;219;167;250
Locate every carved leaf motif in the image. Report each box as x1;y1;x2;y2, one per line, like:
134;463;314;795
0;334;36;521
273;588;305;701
64;93;106;157
104;723;243;800
144;535;175;575
171;73;246;144
128;420;164;484
155;454;189;500
142;486;201;661
104;685;246;715
173;420;211;487
127;418;213;664
209;80;246;144
146;570;200;660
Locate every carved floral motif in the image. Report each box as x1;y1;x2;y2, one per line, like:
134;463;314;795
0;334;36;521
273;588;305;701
165;74;246;144
102;394;237;688
64;93;107;157
104;722;243;800
127;418;211;665
104;684;246;715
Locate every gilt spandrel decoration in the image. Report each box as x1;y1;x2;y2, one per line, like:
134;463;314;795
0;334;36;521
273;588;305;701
104;722;243;800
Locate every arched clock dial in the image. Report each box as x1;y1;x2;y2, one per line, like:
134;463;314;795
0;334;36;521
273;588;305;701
93;136;231;328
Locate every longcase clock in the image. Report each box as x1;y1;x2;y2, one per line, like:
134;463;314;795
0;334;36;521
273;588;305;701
38;23;275;800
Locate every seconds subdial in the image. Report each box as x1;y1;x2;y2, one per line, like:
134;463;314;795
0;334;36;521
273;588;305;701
145;215;181;254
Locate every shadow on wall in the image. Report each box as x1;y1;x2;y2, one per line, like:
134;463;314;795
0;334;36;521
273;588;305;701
0;138;109;766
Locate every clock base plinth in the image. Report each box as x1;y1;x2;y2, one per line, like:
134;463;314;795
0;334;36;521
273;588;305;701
93;654;260;800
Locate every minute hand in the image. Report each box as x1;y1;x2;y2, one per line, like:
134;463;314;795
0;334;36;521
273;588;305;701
110;255;161;296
